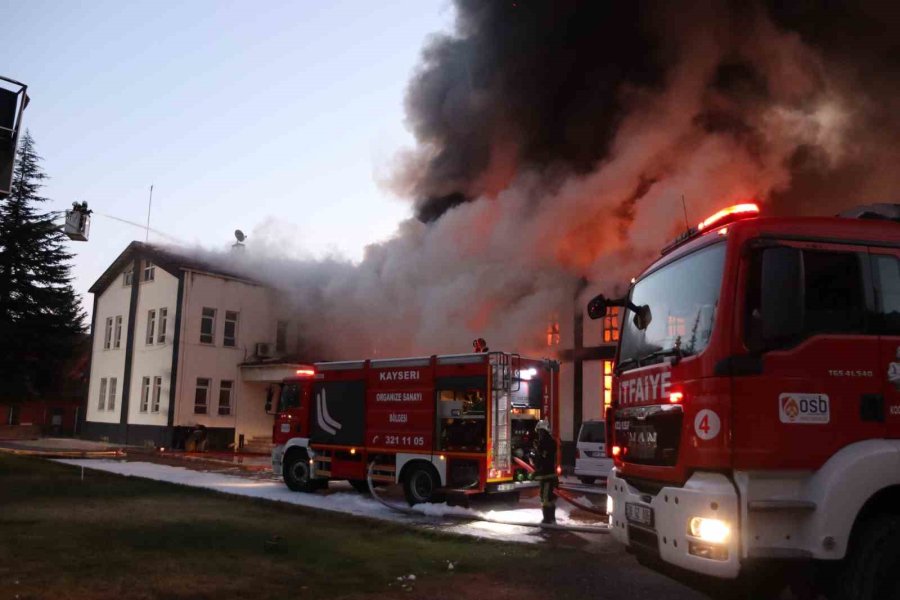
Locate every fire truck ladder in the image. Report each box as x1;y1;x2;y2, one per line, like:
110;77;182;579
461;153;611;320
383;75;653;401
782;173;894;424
489;352;520;477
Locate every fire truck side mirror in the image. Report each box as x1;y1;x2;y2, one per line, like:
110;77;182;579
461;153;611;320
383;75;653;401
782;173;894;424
587;294;608;320
759;247;804;349
632;305;652;331
265;385;274;414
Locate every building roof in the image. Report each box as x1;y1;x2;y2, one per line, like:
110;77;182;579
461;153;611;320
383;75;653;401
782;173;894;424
89;241;262;294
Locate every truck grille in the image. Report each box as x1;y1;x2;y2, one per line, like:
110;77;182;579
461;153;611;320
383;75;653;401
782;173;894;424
614;404;682;467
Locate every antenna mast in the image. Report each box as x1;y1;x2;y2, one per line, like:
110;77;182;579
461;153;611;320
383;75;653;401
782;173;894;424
681;194;690;231
145;184;154;242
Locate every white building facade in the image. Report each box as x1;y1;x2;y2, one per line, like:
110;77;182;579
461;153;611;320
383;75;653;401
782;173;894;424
84;242;309;450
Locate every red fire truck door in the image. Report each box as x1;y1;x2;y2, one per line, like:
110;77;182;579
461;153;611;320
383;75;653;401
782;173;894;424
871;249;900;438
733;243;884;471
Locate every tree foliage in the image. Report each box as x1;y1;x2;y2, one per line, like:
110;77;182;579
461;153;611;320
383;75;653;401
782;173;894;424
0;131;85;401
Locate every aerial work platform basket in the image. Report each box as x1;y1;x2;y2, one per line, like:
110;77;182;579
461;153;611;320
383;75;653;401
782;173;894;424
63;201;91;241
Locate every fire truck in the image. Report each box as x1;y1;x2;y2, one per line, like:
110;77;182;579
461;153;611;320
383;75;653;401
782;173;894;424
270;352;559;505
589;203;900;597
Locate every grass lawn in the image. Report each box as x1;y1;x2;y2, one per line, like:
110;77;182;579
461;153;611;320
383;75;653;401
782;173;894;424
0;455;562;600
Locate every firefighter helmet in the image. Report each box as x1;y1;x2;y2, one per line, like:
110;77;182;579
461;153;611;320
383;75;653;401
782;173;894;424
535;420;551;433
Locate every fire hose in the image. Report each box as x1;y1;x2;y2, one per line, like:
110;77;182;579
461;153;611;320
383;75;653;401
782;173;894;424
512;456;609;518
0;447;125;459
365;460;610;534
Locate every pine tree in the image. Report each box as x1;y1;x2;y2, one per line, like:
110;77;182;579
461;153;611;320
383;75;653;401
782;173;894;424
0;131;85;402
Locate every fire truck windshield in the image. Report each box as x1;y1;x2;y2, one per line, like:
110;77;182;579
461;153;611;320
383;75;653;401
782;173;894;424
279;383;302;412
618;242;727;372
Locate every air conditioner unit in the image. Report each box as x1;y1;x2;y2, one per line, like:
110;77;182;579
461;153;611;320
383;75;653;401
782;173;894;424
255;342;273;358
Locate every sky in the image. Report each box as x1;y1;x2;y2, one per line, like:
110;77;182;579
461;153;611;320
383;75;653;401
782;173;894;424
3;0;452;316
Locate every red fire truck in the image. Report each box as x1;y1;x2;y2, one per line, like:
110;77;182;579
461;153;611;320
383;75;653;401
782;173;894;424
270;352;559;505
589;203;900;597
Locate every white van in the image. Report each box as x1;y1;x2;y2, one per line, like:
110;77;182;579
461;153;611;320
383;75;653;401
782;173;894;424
574;420;613;485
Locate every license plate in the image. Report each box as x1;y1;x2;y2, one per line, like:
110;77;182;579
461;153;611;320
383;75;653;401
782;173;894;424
625;502;654;527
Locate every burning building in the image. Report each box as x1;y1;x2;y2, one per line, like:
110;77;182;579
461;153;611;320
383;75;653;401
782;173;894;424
83;1;900;459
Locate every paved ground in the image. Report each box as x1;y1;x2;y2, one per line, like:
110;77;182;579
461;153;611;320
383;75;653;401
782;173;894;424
0;437;129;458
0;437;125;451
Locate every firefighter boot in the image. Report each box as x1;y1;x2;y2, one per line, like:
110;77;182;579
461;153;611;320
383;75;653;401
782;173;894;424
541;505;557;525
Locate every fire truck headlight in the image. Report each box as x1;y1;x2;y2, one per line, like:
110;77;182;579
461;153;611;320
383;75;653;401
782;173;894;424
606;495;614;516
689;517;730;544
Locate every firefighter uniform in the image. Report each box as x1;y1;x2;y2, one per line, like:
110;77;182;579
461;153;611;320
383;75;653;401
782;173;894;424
532;421;558;525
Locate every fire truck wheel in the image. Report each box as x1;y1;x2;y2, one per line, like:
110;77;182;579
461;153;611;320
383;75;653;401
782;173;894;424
283;451;317;493
836;514;900;600
579;477;596;485
403;463;439;505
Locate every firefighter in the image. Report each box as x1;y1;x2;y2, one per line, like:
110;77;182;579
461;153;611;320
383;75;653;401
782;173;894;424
531;419;558;525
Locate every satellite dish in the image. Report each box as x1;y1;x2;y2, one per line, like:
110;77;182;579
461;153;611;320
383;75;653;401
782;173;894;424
234;229;246;243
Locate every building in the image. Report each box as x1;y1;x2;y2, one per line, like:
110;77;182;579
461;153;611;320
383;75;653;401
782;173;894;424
83;242;311;450
0;334;90;439
550;292;620;463
83;241;618;459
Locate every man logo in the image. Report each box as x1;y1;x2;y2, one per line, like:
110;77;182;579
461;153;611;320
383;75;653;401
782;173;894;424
317;390;342;435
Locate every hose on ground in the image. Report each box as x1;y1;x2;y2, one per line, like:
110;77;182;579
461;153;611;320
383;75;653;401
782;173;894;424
513;455;609;517
0;448;124;459
365;459;609;534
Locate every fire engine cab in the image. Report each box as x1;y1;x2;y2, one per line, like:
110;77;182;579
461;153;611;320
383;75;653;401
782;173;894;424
270;352;559;505
590;203;900;598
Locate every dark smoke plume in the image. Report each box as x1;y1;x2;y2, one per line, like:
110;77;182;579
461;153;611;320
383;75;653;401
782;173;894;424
182;1;900;360
401;0;900;225
404;1;667;221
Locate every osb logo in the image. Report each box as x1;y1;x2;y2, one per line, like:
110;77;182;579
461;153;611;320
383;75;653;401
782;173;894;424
778;393;829;424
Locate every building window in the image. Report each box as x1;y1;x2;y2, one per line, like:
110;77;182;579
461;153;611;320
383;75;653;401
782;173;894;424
603;307;620;343
158;308;168;343
276;320;288;353
140;377;150;412
151;376;162;413
200;308;216;344
108;377;117;411
546;320;560;346
146;309;156;345
218;380;233;416
104;317;113;350
98;378;108;410
667;315;686;339
194;378;210;414
123;270;133;286
114;315;123;349
224;311;238;347
143;261;155;282
603;360;613;417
